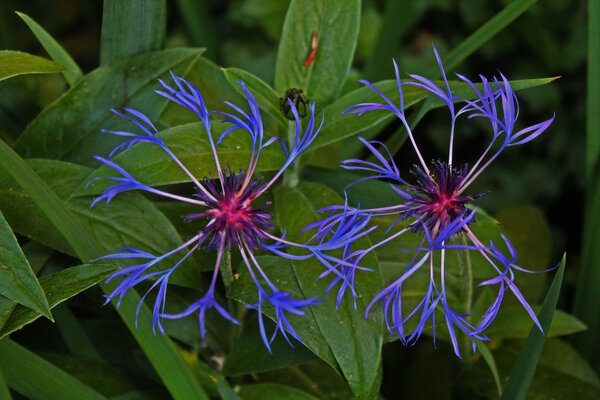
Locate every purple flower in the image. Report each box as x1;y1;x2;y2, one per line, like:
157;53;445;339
314;46;556;357
90;73;364;351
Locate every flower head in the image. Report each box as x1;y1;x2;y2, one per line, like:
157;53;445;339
313;45;555;357
90;73;364;350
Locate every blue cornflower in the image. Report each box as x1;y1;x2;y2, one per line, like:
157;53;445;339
311;46;555;357
89;73;364;352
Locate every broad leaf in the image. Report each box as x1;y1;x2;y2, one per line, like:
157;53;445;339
231;182;383;400
0;159;203;289
0;264;115;339
310;77;557;152
80;122;286;195
0;135;208;400
14;48;204;165
275;0;360;106
0;50;64;82
224;67;288;131
0;210;51;319
222;314;317;376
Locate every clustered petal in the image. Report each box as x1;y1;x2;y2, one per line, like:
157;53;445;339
311;45;556;357
90;74;366;350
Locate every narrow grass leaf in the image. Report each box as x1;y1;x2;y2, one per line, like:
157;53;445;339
475;339;502;397
100;0;166;65
573;0;600;364
0;50;64;82
16;12;83;86
53;304;101;360
0;339;107;400
501;254;567;400
430;0;538;74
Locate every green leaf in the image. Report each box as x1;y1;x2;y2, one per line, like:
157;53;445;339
309;77;556;152
585;0;600;174
573;0;600;363
224;67;288;131
216;383;243;400
36;353;136;398
0;159;203;290
100;0;166;65
222;314;317;376
239;384;320;400
0;364;11;400
234;182;382;399
475;340;502;397
257;361;355;400
501;254;566;400
466;338;600;399
173;0;218;60
275;0;360;106
14;48;204;165
0;339;107;400
0;264;115;338
0;50;64;82
80;122;286;195
0;139;208;400
0;210;51;318
435;0;539;74
486;306;586;339
16;12;83;86
53;304;101;360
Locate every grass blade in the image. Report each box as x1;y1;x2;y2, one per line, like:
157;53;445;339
406;0;539;138
0;139;208;400
100;0;166;65
15;12;83;86
0;339;106;400
500;254;566;400
53;304;101;360
573;0;600;364
432;0;538;74
475;339;502;397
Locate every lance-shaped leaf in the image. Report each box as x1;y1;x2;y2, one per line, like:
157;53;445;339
0;50;64;82
0;210;51;319
0;264;116;338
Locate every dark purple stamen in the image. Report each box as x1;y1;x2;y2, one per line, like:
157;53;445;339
185;169;272;250
405;160;486;233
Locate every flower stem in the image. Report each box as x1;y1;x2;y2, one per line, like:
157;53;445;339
283;120;300;188
454;234;473;360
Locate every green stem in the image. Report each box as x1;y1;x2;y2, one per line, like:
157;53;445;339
283;121;300;187
454;235;473;359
